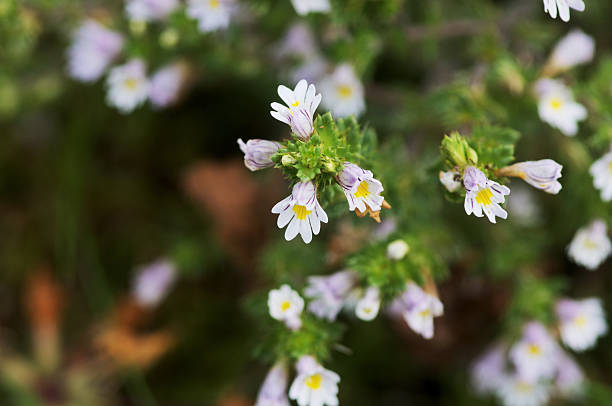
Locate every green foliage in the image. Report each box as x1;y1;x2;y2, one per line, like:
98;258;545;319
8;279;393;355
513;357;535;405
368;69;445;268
469;125;521;173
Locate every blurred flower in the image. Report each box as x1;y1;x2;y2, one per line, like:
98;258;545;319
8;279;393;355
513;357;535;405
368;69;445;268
275;23;318;60
567;219;611;270
536;79;586;136
471;344;506;394
268;284;304;330
187;0;234;32
372;216;397;241
507;186;540;226
132;259;176;307
390;282;443;339
355;286;380;321
289;356;340;406
304;270;357;321
386;239;409;260
290;0;331;15
463;166;510;223
255;362;291;406
149;62;189;108
497;374;550;406
555;351;584;397
543;0;585;22
439;170;461;192
291;57;328;85
106;59;150;113
509;322;558;382
67;19;123;82
590;150;612;201
271;79;322;141
556;298;607;351
545;30;594;75
237;138;281;171
271;181;328;244
126;0;178;22
497;159;563;194
320;64;365;118
336;162;384;214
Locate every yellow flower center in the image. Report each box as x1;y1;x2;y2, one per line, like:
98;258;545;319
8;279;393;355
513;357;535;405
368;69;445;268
550;98;563;110
354;181;370;198
293;204;312;220
475;188;493;206
583;238;598;250
337;85;353;98
291;100;300;107
516;381;532;393
527;344;541;355
281;301;291;312
419;309;431;318
209;0;220;8
608;161;612;174
574;315;586;327
124;78;138;90
305;373;322;390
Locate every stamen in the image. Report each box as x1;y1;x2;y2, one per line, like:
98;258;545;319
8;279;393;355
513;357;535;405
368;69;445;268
293;205;312;220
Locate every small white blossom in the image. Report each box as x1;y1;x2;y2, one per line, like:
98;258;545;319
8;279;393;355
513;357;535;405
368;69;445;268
390;282;443;340
126;0;178;22
547;30;595;73
509;322;558;382
471;344;507;394
556;298;608;351
132;259;176;307
497;374;550;406
336;162;384;213
255;362;291;406
543;0;585;22
187;0;234;32
106;59;150;113
386;239;409;260
355;286;380;321
536;79;587;136
290;0;331;15
289;356;340;406
271;181;328;244
320;64;365;118
567;220;612;270
67;20;124;82
304;270;357;321
500;159;563;194
463;166;510;224
271;79;322;141
590;150;612;201
149;62;188;108
439;170;461;192
268;284;304;330
237;139;281;171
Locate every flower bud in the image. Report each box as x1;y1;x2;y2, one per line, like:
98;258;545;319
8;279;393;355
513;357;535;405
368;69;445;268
281;154;296;166
237;138;281;171
387;239;409;260
498;159;563;194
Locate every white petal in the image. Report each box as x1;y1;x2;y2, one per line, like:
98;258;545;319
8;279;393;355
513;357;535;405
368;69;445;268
285;217;300;241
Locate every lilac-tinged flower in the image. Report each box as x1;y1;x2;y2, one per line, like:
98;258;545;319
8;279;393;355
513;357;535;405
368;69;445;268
132;259;176;307
336;162;384;213
390;282;443;340
355;286;380;321
497;373;550;406
463;166;510;224
372;217;397;241
304;270;357;321
270;79;322;141
187;0;234;32
471;344;507;394
149;62;188;108
289;356;340;406
105;59;150;113
567;220;612;270
290;0;331;15
255;362;291;406
439;170;461;192
268;284;304;330
547;30;594;73
499;159;563;194
543;0;585;22
126;0;179;22
556;298;607;351
275;23;319;60
509;322;559;383
271;181;328;244
555;351;584;397
590;150;612;201
237;139;281;171
320;64;365;118
67;20;124;82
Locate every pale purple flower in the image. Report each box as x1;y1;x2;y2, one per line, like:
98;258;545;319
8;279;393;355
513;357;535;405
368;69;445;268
255;362;291;406
471;344;507;394
390;282;443;339
372;217;397;241
270;79;322;141
186;0;234;32
149;62;187;108
237;139;281;172
336;162;384;213
555;350;584;397
106;59;150;113
548;30;594;73
304;270;357;321
556;298;607;351
126;0;179;21
275;23;319;60
500;159;563;194
509;322;559;383
463;166;510;223
133;259;176;307
67;19;124;82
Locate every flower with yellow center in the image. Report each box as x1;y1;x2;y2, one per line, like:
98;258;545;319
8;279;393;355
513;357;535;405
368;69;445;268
320;63;365;118
105;59;150;114
567;219;612;270
590;151;612;201
289;356;340;406
536;78;586;136
390;282;443;340
509;322;558;382
463;166;510;224
267;284;304;331
125;0;179;22
557;297;608;351
186;0;233;33
271;79;322;140
336;162;385;216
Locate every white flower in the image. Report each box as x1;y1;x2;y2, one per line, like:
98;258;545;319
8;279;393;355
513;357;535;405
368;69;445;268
390;282;443;340
132;259;176;307
386;239;409;260
543;0;585;22
497;374;550;406
355;286;380;321
237;139;281;171
304;270;357;321
126;0;178;22
320;64;365;118
439;170;461;192
187;0;234;32
536;79;587;136
498;159;563;194
290;0;331;15
546;30;594;74
555;351;584;397
463;166;510;224
271;181;328;244
270;79;322;141
567;220;612;270
590;150;612;201
471;344;507;394
509;322;558;382
289;356;340;406
556;298;608;351
67;20;124;82
149;62;188;108
255;362;291;406
268;284;304;330
106;59;150;113
336;162;384;213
